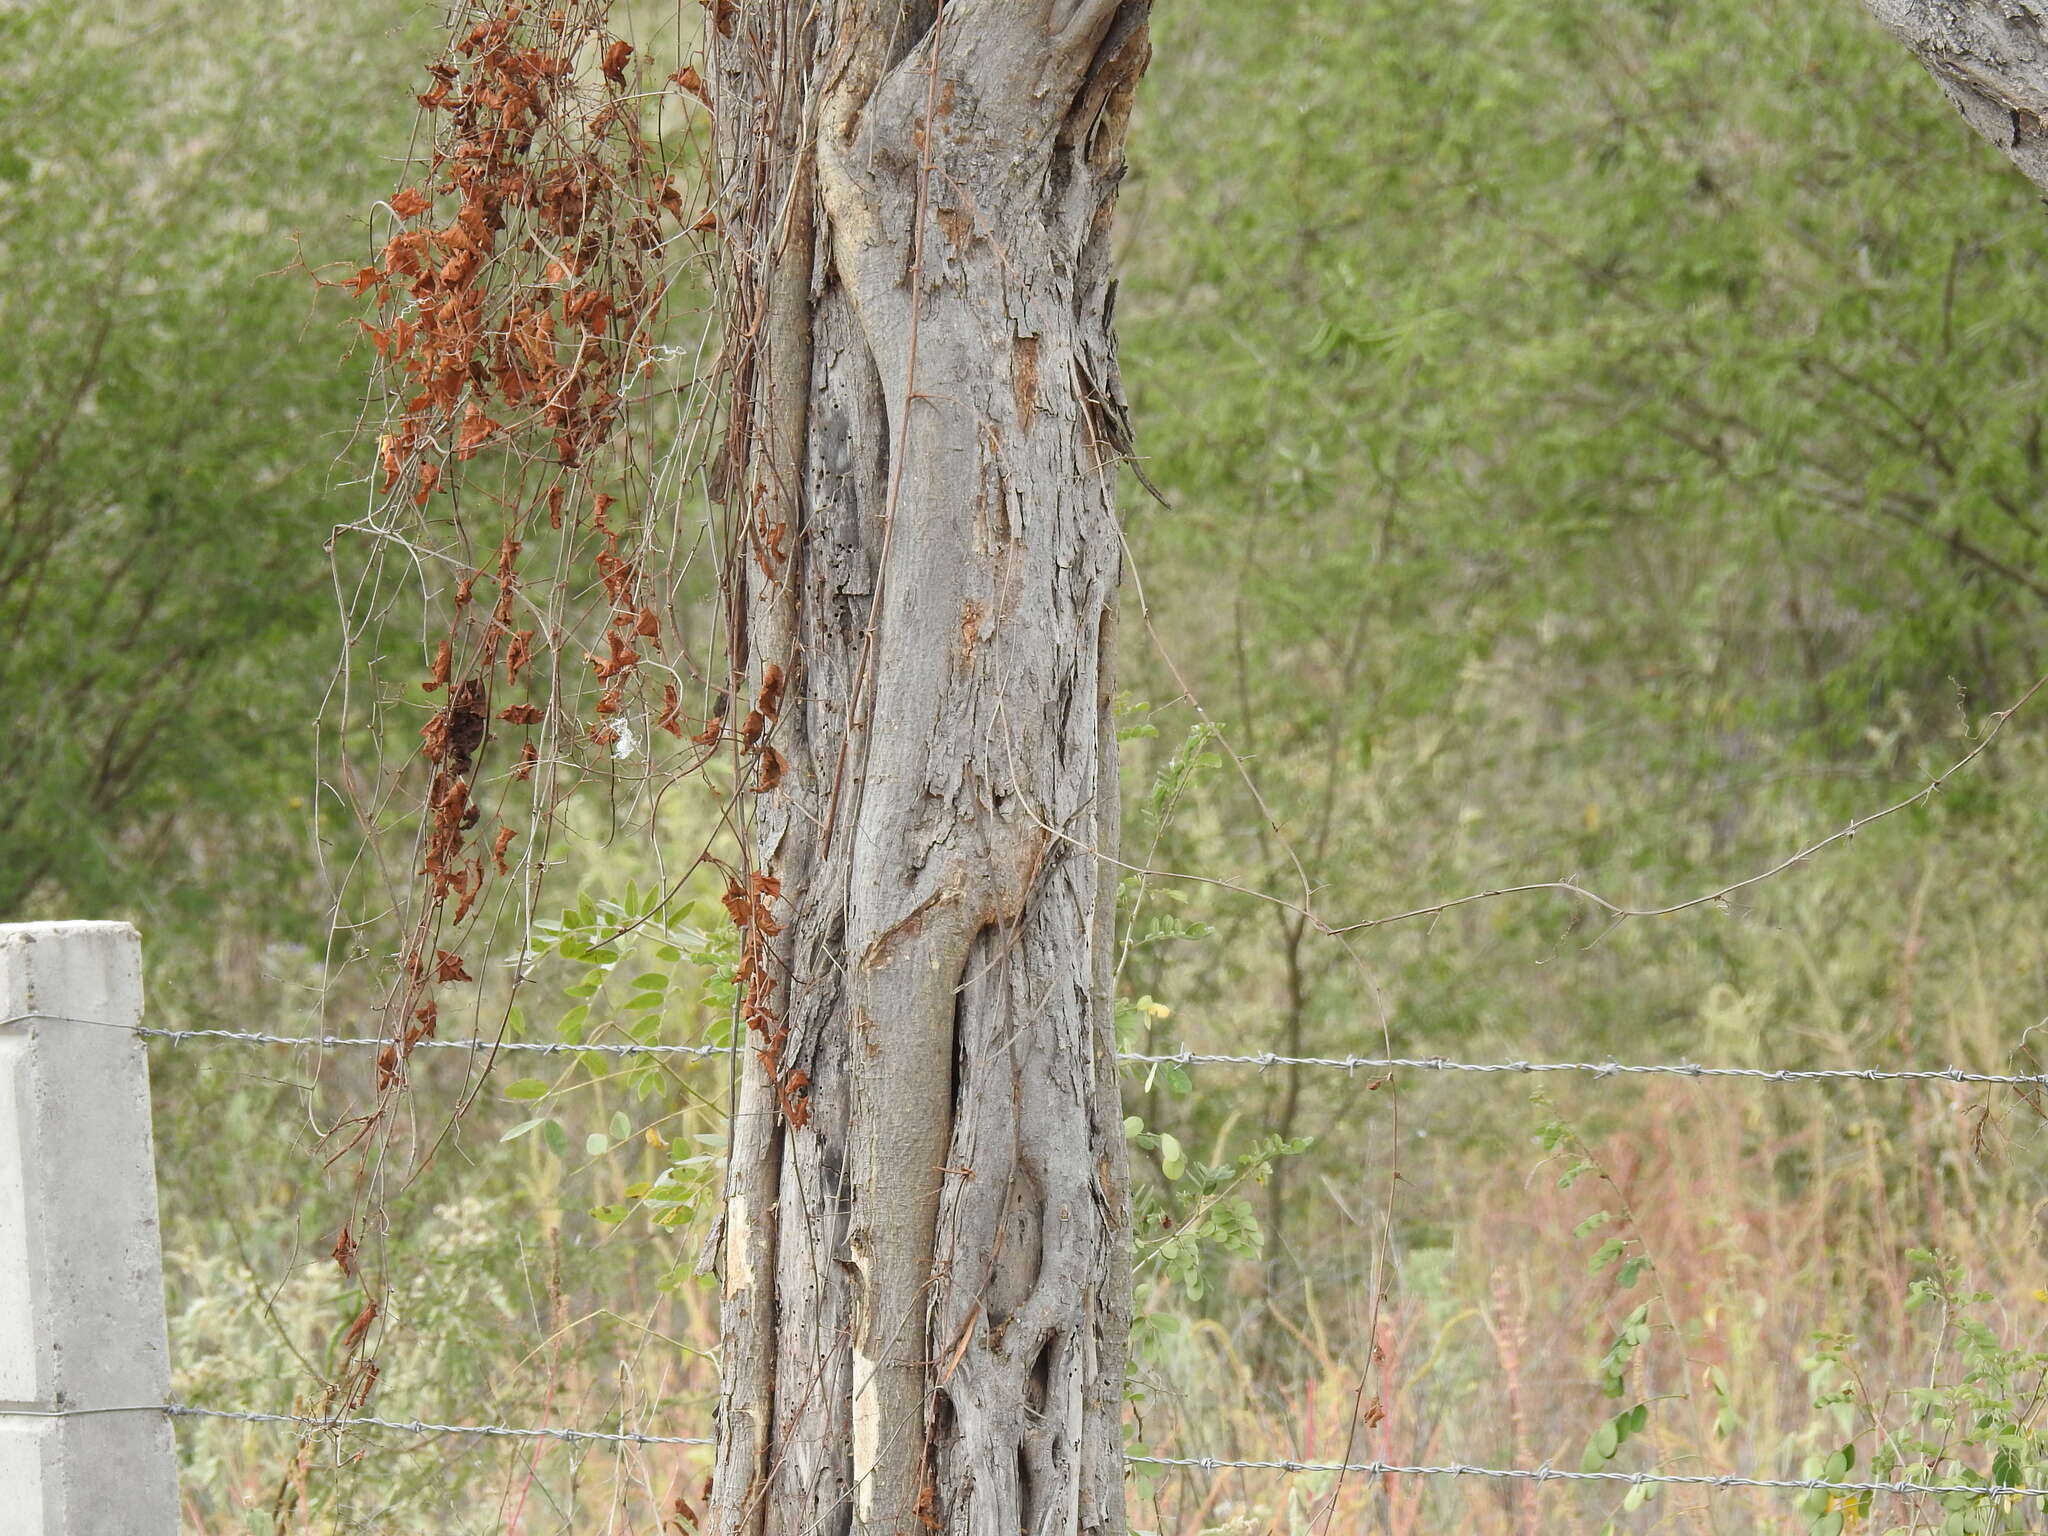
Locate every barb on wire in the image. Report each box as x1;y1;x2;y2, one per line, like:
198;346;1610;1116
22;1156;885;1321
14;1403;2048;1500
10;1014;2046;1089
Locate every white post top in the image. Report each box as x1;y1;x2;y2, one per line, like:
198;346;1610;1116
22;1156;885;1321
0;922;144;1024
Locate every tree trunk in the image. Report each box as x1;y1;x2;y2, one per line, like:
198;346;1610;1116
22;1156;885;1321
704;8;1150;1536
1861;1;2048;195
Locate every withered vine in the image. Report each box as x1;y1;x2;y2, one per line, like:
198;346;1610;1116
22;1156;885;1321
310;0;750;1432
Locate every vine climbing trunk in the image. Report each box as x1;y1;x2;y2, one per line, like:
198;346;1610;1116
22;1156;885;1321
703;8;1150;1536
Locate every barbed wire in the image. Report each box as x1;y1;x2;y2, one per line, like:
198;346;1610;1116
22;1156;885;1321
164;1403;711;1447
0;1401;708;1445
1128;1450;2048;1500
141;1024;730;1059
12;1402;2046;1500
1120;1048;2048;1087
16;1011;2043;1502
0;1014;728;1058
11;1013;2046;1088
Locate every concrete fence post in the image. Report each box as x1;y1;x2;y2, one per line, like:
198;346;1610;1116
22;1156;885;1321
0;922;178;1535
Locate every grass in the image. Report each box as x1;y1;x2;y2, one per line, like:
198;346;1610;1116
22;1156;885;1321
151;763;2048;1531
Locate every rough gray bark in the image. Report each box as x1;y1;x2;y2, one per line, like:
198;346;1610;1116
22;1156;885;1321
1861;0;2048;194
703;8;1150;1536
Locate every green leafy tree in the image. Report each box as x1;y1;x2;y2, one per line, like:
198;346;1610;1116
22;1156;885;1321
0;0;426;927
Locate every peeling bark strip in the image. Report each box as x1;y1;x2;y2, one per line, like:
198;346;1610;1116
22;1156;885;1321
705;8;1149;1536
1861;1;2048;195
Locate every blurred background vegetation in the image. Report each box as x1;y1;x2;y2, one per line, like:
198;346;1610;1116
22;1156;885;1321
6;0;2048;1531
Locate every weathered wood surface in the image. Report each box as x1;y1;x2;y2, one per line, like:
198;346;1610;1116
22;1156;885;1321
704;7;1150;1536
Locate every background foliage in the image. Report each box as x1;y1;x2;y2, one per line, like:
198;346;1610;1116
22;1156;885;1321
0;0;435;929
6;0;2048;1531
